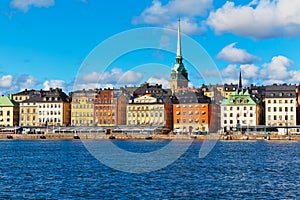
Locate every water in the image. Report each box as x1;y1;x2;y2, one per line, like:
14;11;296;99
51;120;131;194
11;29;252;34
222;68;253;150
0;140;299;199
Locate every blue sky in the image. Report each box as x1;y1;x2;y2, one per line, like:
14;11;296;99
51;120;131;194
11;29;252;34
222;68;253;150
1;0;300;94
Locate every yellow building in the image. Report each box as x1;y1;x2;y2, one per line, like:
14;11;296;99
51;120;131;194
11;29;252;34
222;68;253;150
71;90;97;126
127;95;165;126
0;96;19;126
19;99;39;126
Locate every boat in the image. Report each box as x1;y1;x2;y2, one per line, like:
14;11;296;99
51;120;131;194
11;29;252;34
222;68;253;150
145;136;153;140
109;135;116;140
264;135;270;140
40;135;46;139
6;135;13;139
73;135;80;140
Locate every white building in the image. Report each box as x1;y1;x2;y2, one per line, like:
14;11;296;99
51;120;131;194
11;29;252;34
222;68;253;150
265;85;297;126
221;90;261;131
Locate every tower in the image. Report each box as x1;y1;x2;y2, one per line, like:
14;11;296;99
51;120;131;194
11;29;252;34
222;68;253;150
170;17;188;94
238;69;242;89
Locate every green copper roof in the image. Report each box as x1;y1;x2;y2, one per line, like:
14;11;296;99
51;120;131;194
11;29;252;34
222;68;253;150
221;89;257;106
0;96;19;106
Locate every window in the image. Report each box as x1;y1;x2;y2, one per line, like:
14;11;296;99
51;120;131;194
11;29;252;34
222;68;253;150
274;116;277;120
273;100;277;103
279;107;282;112
268;100;271;103
224;113;227;117
202;119;206;123
274;107;277;112
176;119;180;123
7;111;10;116
230;113;233;117
291;107;294;112
268;107;271;112
224;120;227;124
285;107;288;112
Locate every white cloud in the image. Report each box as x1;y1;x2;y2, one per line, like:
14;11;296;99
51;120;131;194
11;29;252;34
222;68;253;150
43;80;65;90
0;75;13;89
207;0;300;39
10;0;54;12
221;55;299;86
17;74;39;90
146;76;170;89
133;0;212;34
217;42;260;64
260;55;292;83
76;68;143;88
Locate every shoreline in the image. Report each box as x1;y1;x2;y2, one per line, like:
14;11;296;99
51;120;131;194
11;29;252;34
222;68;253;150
0;133;299;141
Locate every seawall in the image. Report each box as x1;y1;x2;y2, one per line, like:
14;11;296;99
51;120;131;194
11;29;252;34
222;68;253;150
0;133;299;141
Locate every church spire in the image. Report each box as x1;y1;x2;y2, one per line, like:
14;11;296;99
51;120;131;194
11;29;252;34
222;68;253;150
176;17;182;64
239;69;242;89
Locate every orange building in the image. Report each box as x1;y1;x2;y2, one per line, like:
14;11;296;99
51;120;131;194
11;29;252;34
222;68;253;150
173;91;211;134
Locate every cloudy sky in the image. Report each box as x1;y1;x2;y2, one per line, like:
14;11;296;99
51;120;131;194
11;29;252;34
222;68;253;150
1;0;300;94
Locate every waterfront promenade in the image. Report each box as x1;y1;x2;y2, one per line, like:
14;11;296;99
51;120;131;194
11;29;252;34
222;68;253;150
1;132;299;141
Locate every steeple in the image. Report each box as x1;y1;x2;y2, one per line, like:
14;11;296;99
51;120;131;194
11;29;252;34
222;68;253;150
170;17;188;94
239;69;242;89
176;17;182;64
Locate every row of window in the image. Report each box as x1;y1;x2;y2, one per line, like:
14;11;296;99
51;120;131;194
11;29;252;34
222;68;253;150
267;115;294;121
267;99;294;104
39;111;61;115
127;121;164;125
128;106;163;110
128;112;163;118
175;105;206;108
39;104;61;109
223;120;254;125
176;111;206;116
95;112;115;117
0;118;10;122
0;111;10;116
72;104;94;109
95;106;115;110
72;112;94;117
224;106;254;111
175;118;206;124
73;98;94;103
224;113;254;118
267;107;294;112
20;117;61;123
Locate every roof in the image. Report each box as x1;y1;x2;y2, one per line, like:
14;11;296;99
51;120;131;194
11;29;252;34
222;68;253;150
221;89;257;106
0;96;19;107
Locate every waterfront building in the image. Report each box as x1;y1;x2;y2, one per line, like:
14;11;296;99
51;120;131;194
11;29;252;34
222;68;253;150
71;89;97;126
170;18;189;94
0;96;19;126
173;91;210;133
94;89;117;126
221;89;261;132
19;88;71;126
19;97;39;126
127;94;172;128
37;88;71;126
264;84;297;126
